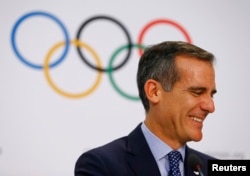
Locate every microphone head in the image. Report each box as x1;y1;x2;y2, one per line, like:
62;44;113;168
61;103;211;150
187;153;203;171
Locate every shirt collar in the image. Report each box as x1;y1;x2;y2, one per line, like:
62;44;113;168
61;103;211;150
141;122;186;161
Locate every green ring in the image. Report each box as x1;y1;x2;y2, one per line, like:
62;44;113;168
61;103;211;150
108;44;145;101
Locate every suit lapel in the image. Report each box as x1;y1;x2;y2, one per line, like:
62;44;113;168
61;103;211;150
126;124;161;176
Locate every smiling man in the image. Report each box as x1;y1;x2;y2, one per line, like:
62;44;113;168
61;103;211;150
75;41;218;176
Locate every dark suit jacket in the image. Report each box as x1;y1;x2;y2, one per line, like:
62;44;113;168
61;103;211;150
75;123;216;176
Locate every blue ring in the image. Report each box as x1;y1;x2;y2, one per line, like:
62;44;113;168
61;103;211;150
10;11;70;69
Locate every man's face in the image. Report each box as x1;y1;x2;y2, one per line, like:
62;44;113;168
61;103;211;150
158;56;217;146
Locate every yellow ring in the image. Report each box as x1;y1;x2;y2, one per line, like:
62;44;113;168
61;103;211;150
43;40;102;98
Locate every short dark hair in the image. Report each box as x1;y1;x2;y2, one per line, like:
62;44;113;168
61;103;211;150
136;41;215;112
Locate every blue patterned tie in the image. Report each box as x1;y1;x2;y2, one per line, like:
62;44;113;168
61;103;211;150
168;151;181;176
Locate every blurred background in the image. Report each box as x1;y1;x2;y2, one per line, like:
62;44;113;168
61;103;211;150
1;1;250;175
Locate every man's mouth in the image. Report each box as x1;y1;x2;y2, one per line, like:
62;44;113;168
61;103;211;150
191;116;203;123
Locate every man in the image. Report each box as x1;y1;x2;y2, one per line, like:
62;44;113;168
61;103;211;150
75;41;217;176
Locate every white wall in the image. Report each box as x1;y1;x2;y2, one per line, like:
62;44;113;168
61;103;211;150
1;1;250;175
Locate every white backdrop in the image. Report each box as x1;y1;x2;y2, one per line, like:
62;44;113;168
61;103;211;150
1;1;250;175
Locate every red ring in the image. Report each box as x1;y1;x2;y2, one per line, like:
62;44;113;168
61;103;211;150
137;19;192;55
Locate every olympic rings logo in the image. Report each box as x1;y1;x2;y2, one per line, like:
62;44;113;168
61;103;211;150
10;10;192;101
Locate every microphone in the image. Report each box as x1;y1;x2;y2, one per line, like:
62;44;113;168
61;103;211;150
187;153;204;176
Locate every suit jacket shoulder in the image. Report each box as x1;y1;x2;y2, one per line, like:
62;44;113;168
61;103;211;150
74;123;160;176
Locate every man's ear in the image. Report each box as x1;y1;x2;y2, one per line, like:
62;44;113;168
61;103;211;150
144;79;161;103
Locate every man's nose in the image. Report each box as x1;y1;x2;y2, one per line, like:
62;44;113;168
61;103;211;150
200;96;215;113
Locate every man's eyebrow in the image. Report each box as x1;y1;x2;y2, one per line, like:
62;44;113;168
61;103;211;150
187;87;206;91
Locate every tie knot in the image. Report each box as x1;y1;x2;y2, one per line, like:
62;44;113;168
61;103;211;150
168;150;181;162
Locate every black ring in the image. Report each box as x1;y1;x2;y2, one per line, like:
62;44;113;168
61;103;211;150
76;15;132;72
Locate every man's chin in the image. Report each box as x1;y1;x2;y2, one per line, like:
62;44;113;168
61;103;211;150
191;132;203;142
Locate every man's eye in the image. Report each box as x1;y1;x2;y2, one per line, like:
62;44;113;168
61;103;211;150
191;91;203;96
